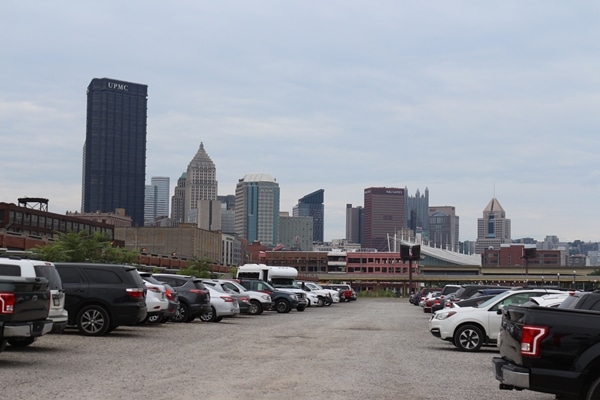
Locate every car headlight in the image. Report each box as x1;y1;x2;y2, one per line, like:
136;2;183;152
434;311;457;320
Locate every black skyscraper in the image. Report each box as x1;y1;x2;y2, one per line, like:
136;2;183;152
82;78;148;226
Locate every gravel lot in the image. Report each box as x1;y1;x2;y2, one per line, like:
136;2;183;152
0;298;554;400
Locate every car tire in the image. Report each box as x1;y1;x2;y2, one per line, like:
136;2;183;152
76;305;110;336
454;324;484;352
173;302;190;323
248;300;262;315
586;376;600;400
213;316;223;322
145;313;161;324
317;297;325;307
275;299;291;313
325;297;333;306
297;304;306;312
7;337;37;347
199;306;216;322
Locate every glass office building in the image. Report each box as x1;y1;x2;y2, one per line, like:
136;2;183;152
82;78;148;226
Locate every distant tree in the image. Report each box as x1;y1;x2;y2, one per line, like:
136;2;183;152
33;231;138;264
177;256;213;278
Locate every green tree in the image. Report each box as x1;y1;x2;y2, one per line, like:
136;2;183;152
33;231;138;264
177;256;213;278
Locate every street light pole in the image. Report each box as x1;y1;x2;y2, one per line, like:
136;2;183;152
557;273;560;288
573;270;577;290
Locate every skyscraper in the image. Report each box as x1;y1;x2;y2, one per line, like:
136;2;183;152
345;204;363;244
184;143;218;223
405;187;429;240
144;176;170;225
170;173;186;226
82;78;148;226
234;173;280;247
475;197;511;253
292;189;324;243
363;187;405;252
429;206;460;251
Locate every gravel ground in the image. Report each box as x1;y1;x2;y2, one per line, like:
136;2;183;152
0;298;554;400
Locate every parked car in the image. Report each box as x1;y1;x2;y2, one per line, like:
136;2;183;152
137;271;169;323
160;282;179;322
238;279;299;313
0;275;53;352
202;279;252;315
54;263;147;336
151;274;211;322
199;285;240;322
429;288;565;352
0;256;68;333
218;279;272;315
519;292;570;308
423;291;442;313
298;281;340;307
409;288;440;306
321;283;357;301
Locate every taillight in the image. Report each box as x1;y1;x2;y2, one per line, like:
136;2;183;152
434;298;440;305
521;324;549;357
0;292;15;314
190;289;207;295
147;286;160;293
221;296;234;303
165;289;174;301
126;288;145;299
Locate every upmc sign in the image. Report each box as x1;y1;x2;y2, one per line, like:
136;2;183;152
107;82;129;91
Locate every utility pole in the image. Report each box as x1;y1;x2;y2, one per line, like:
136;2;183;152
401;244;421;296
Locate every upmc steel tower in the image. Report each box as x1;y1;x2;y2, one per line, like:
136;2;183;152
363;187;405;252
82;78;148;226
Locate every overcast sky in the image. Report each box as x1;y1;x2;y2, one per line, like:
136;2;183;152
2;1;599;243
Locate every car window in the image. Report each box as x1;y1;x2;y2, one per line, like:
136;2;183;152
84;268;123;284
0;264;21;276
57;267;84;284
222;282;240;293
33;264;63;290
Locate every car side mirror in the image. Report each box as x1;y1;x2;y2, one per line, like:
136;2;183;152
496;304;504;315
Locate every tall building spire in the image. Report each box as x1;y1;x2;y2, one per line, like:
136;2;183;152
184;142;218;222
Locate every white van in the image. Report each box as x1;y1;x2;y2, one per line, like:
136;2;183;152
0;256;68;333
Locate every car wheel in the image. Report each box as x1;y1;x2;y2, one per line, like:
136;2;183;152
585;375;600;400
454;324;484;352
173;302;190;323
325;297;333;306
248;300;262;315
7;337;37;347
213;316;223;322
317;297;325;307
199;306;216;322
296;304;306;312
76;305;110;336
146;313;161;323
275;299;291;313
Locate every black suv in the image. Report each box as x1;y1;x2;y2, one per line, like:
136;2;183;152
238;279;299;313
54;263;147;336
151;274;211;322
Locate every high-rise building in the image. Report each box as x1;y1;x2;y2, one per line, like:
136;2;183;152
278;214;313;251
184;142;217;223
144;176;170;225
292;189;324;243
234;173;280;247
363;187;405;252
82;78;148;226
345;204;363;245
170;173;186;226
428;206;459;252
475;197;511;253
405;187;429;240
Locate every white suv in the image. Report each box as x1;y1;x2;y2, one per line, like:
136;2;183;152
298;281;339;306
429;288;565;352
218;279;272;315
0;256;68;334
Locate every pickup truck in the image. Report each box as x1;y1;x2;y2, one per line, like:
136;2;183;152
493;290;600;399
0;275;54;352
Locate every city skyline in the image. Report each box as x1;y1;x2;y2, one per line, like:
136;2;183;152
2;2;599;243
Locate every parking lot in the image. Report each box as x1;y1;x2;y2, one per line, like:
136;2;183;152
0;298;554;400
